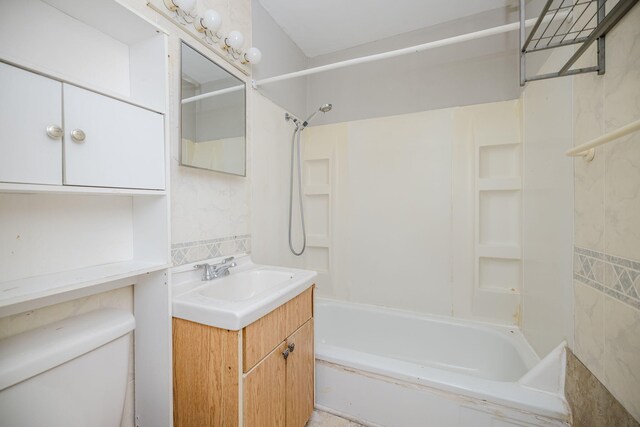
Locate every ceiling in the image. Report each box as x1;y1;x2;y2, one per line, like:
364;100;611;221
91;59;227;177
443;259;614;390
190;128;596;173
257;0;513;57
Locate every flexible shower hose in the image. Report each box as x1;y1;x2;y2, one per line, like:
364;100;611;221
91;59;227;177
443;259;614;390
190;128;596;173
288;126;306;256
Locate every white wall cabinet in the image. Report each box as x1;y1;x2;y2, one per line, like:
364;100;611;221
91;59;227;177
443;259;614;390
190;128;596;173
0;63;165;190
1;0;172;425
63;84;165;190
0;62;63;185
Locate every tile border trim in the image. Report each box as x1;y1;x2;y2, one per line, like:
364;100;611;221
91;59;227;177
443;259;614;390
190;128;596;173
171;234;251;266
574;246;640;311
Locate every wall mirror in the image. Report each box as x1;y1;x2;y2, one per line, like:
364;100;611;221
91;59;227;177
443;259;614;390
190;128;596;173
180;42;246;176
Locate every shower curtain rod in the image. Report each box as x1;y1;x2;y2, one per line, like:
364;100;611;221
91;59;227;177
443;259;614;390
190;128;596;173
181;84;244;104
252;11;570;88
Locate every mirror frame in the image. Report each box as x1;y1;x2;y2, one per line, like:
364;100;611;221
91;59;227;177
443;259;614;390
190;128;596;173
179;40;248;177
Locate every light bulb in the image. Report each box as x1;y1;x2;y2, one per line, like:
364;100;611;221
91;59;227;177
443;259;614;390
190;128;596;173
225;30;244;50
173;0;195;12
245;47;262;64
202;9;222;32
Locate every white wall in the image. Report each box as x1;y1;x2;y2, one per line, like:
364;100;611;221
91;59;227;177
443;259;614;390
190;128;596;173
318;109;455;316
521;47;575;357
305;8;523;126
250;92;306;269
252;0;308;118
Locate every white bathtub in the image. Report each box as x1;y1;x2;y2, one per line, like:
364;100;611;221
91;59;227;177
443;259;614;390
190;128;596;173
315;298;570;427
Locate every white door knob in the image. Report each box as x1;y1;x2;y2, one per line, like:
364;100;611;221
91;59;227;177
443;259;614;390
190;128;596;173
71;129;86;142
46;125;64;139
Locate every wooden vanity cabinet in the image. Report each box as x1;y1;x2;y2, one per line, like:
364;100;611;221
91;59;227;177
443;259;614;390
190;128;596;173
173;286;315;427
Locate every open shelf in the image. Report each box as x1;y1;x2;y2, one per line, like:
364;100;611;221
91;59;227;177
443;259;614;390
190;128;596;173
477;244;522;260
0;0;167;113
478;177;522;191
0;182;167;196
0;260;170;316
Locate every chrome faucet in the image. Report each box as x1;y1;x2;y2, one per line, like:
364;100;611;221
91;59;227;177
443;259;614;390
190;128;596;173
194;257;237;281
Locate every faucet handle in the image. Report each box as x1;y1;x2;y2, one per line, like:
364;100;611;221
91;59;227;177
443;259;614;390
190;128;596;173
194;263;214;280
222;256;235;264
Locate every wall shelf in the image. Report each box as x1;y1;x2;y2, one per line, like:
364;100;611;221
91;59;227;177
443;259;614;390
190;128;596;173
0;260;170;317
0;182;167;196
519;0;639;84
477;244;522;260
478;177;522;191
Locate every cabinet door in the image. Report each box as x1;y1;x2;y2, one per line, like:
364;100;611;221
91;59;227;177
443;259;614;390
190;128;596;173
244;342;287;427
63;84;165;189
286;320;314;427
0;62;62;184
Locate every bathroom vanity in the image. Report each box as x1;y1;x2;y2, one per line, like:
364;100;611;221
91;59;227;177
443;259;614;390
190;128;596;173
171;258;317;426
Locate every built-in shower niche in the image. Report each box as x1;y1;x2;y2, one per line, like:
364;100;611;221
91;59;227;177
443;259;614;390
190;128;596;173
305;158;331;193
305;194;330;239
478;257;521;293
479;144;521;179
478;190;521;248
471;101;522;322
303;154;332;275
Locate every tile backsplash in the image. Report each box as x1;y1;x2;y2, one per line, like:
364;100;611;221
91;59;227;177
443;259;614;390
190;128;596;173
171;234;251;266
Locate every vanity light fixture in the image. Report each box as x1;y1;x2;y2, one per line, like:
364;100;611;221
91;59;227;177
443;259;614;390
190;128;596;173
164;0;196;24
242;47;262;65
194;9;223;43
224;30;244;57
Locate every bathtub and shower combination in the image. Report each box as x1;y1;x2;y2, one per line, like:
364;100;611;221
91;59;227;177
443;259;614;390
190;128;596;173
314;298;570;427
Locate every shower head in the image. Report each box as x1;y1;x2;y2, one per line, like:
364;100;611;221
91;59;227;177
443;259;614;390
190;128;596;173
301;103;332;129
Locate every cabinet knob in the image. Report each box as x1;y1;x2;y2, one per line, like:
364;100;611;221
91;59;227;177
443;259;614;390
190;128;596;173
282;348;290;360
288;342;295;353
46;125;64;139
71;129;86;143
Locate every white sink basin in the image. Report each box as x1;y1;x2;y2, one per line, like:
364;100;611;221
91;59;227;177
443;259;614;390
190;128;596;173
198;270;294;302
172;256;316;330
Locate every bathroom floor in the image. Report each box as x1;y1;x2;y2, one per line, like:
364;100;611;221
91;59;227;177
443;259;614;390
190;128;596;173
307;410;365;427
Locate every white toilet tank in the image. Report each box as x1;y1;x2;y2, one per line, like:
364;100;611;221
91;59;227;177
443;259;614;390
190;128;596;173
0;308;135;427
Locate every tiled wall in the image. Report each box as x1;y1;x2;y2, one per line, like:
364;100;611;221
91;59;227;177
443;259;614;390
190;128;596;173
574;247;640;310
171;234;251;266
571;4;640;422
565;350;639;426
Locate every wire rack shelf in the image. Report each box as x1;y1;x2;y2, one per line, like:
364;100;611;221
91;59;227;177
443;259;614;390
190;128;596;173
519;0;638;85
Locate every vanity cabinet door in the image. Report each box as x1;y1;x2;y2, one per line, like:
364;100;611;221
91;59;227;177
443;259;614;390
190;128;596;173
63;84;165;189
244;342;287;427
285;320;314;427
0;62;62;185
